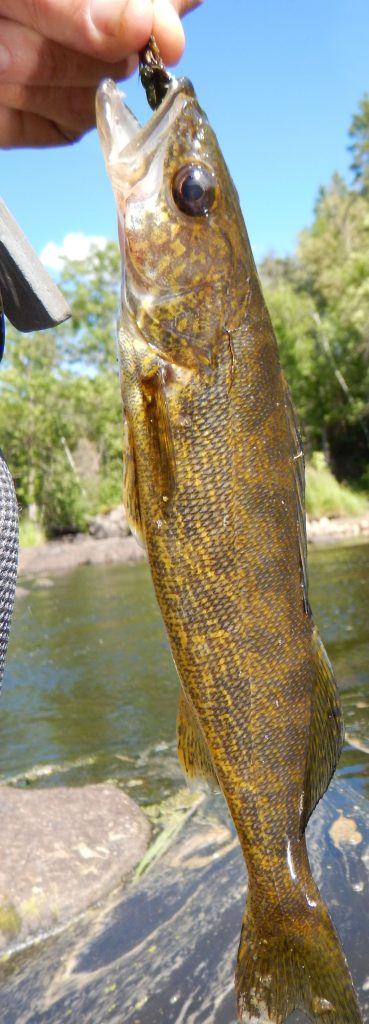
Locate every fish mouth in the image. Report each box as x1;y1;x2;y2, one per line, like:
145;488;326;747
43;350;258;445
96;76;195;194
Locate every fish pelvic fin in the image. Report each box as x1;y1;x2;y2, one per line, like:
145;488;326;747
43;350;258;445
301;629;344;832
236;890;362;1024
176;689;218;788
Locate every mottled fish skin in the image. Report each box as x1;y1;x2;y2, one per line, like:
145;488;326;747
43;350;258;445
97;78;363;1024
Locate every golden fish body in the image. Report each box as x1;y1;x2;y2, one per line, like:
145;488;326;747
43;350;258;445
97;77;362;1024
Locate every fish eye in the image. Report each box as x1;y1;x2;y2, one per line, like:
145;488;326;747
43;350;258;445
172;164;216;217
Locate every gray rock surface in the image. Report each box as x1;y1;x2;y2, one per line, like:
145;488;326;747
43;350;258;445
0;784;150;951
0;779;368;1023
307;514;369;543
88;505;130;539
18;532;144;579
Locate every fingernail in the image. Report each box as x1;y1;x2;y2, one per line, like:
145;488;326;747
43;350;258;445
0;44;10;73
90;0;126;37
90;0;151;38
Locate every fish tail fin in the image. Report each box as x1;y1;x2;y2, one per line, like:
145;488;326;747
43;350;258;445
236;891;362;1024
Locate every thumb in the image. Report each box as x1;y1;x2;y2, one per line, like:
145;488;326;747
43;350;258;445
0;0;154;60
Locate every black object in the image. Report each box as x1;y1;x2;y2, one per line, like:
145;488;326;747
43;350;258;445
0;197;71;332
0;449;18;685
139;36;172;111
0;198;71;689
0;311;4;363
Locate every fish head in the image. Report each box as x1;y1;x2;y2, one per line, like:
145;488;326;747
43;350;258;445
96;77;251;372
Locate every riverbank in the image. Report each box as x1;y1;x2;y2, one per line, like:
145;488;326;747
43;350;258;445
18;531;144;579
18;505;144;580
17;507;369;580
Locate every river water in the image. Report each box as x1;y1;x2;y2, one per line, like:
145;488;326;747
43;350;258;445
1;541;369;807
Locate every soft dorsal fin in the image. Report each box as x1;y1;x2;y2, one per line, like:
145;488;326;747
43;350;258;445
301;628;344;832
281;379;343;827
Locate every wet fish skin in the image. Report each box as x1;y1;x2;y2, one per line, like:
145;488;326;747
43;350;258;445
97;77;363;1024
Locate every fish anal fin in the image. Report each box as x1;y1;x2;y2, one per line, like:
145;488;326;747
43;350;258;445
177;690;218;788
301;629;344;832
123;419;145;546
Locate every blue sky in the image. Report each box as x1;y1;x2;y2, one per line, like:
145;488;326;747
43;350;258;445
2;0;369;265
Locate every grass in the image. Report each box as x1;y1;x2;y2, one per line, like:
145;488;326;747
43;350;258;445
19;516;46;548
305;454;369;519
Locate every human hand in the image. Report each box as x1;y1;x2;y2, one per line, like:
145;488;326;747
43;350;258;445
0;0;202;147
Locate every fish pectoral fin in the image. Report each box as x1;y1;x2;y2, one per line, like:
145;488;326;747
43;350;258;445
141;365;176;511
176;690;218;788
123;418;145;546
301;628;344;832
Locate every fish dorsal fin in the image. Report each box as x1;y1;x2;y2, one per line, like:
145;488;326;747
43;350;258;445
281;379;344;829
282;376;310;615
301;629;344;833
177;689;218;788
123;419;145;545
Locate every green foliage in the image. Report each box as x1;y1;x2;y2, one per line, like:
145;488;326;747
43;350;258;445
305;457;368;518
40;450;89;538
18;517;46;548
58;241;121;372
348;92;369;193
262;94;369;484
0;241;123;537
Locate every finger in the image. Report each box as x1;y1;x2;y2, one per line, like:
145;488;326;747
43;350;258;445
0;0;154;61
0;19;137;86
0;81;98;137
172;0;204;15
0;105;84;146
151;0;185;64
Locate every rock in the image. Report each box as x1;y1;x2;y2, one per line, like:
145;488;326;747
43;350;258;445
88;506;130;540
0;784;150;952
307;514;369;543
18;533;145;577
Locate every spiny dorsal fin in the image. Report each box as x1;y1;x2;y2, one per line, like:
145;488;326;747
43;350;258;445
282;376;310;615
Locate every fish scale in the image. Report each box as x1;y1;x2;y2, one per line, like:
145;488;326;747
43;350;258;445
97;72;362;1023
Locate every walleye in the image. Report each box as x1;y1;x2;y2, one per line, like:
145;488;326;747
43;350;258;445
96;73;362;1023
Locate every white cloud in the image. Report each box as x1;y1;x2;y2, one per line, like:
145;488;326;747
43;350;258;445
40;232;109;271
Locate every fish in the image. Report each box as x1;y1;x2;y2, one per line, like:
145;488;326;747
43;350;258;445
96;73;363;1024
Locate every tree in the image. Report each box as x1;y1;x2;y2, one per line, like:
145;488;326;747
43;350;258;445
348;93;369;194
58;241;121;372
261;104;369;481
0;242;124;535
